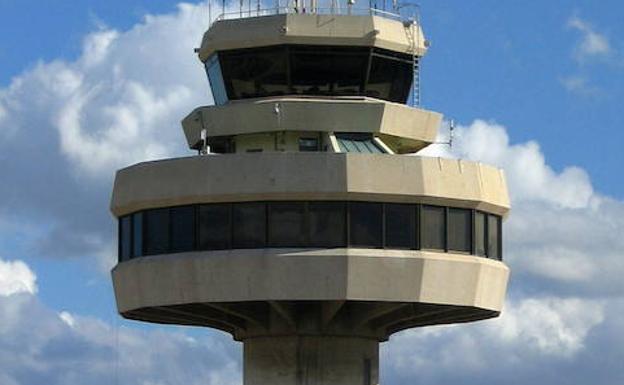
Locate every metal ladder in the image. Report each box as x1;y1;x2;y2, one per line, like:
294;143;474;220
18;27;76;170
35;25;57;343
409;15;421;107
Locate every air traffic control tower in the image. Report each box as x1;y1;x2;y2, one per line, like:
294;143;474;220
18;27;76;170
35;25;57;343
111;3;510;384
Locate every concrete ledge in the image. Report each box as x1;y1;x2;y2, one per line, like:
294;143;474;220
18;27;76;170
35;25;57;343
110;153;510;217
181;97;442;153
112;248;509;314
199;14;427;61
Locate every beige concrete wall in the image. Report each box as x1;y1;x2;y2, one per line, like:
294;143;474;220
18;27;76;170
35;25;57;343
110;153;510;217
244;336;379;385
199;14;427;61
182;97;442;153
112;248;509;314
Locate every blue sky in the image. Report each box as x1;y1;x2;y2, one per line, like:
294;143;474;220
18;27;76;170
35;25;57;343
0;1;623;384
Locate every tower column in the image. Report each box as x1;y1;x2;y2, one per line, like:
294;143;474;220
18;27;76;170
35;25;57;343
243;336;379;385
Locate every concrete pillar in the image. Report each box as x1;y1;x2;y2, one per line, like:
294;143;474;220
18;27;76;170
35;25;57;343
244;336;379;385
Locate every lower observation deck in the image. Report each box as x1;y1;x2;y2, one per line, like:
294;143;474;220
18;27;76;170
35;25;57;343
112;248;508;341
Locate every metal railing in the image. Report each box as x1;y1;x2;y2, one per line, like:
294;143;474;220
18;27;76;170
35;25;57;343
207;0;419;26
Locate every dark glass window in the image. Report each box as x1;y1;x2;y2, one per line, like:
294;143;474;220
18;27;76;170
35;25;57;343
170;206;195;253
220;47;288;100
290;46;368;96
475;211;486;256
205;54;228;105
144;208;170;255
421;205;445;250
232;203;266;248
349;202;382;247
309;202;346;247
119;216;131;261
132;212;143;257
198;204;231;250
385;203;415;249
488;215;501;260
299;138;319;152
365;51;413;103
448;208;471;253
269;202;306;247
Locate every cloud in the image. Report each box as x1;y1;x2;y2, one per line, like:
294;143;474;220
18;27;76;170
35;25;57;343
0;3;213;268
567;16;611;60
0;257;37;296
0;258;241;385
559;75;601;96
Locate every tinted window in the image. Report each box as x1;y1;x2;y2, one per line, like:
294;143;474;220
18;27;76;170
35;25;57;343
232;203;266;248
199;204;231;250
366;51;413;103
144;208;170;255
475;211;486;256
119;216;131;261
309;202;346;247
385;203;415;249
349;202;382;247
205;54;228;105
220;47;288;99
299;138;319;152
421;205;445;250
170;206;195;253
448;208;471;253
269;202;306;247
488;215;501;260
132;212;143;258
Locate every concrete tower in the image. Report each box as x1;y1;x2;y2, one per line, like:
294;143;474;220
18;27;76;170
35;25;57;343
111;4;510;385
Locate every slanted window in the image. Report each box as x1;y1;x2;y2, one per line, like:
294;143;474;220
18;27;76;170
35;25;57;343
170;206;195;253
448;208;471;253
144;208;170;256
365;49;413;103
421;205;445;250
309;201;346;247
205;54;228;105
385;203;415;249
232;203;266;248
335;133;385;153
487;214;502;260
349;202;383;247
199;204;231;250
119;216;132;261
269;202;306;247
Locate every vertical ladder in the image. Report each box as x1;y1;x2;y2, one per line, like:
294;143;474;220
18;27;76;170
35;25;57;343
410;14;421;107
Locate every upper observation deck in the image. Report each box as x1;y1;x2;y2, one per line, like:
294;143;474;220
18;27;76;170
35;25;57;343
198;2;427;106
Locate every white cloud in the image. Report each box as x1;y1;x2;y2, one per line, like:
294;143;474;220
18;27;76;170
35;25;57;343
568;16;611;59
0;257;37;296
559;75;601;96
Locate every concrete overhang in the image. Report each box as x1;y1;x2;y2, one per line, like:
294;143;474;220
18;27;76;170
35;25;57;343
182;97;442;153
110;153;510;217
198;14;427;61
112;248;509;323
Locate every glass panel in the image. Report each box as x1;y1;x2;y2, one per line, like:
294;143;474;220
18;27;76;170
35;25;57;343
220;47;288;100
269;202;306;247
205;54;228;105
475;211;486;256
385;203;415;249
119;216;131;261
132;212;143;258
335;133;384;153
170;206;195;253
366;52;413;103
232;203;266;248
199;204;231;250
488;215;501;260
448;208;471;253
309;202;346;247
349;202;383;247
144;208;170;255
290;46;368;96
299;138;319;152
421;205;445;250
